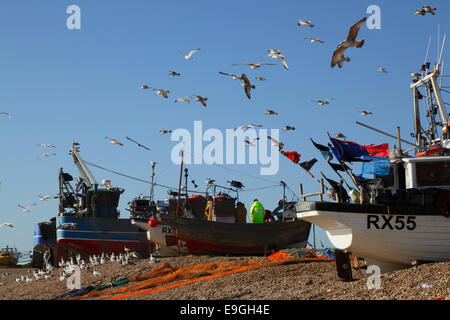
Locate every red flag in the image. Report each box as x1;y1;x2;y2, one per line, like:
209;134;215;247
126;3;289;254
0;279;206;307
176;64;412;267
364;143;389;158
281;151;301;164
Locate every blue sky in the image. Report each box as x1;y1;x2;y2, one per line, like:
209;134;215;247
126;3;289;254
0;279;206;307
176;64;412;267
0;0;448;251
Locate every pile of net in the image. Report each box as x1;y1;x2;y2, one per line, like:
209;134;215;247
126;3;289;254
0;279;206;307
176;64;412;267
62;257;293;300
268;248;335;262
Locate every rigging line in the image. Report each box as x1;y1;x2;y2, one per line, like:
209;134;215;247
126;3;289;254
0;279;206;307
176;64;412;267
239;184;281;192
84;160;207;194
180;148;280;185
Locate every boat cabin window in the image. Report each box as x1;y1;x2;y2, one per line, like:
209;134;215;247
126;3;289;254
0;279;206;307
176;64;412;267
415;161;450;187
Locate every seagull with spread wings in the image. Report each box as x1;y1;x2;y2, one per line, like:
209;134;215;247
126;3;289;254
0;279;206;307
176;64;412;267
179;48;200;60
232;62;276;70
174;96;192;103
18;203;37;213
38;144;56;148
297;20;314;28
126;136;150;151
331;17;367;68
267;136;284;150
218;71;242;80
360;110;373;116
305;37;325;44
0;223;13;228
105;137;124;146
193;95;208;107
311;99;333;106
37;153;56;160
240;73;255;99
153;89;170;99
266;109;278;115
264;50;289;70
160;130;172;134
169;70;181;76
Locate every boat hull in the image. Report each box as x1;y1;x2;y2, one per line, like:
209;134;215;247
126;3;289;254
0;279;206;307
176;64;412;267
56;216;149;259
296;201;450;272
150;216;311;255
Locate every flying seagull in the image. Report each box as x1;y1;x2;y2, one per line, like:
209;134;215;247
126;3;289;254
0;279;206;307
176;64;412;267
232;62;276;70
264;50;289;70
305;37;324;44
38;144;56;148
141;85;151;90
160;130;172;134
244;139;256;147
331;17;367;68
193;95;208;107
228;180;244;189
267;136;284;150
297;20;314;28
311;99;333;106
283;126;295;131
105;137;124;146
234;124;262;131
174;97;192;103
169;71;181;76
255;76;266;81
218;71;242;80
0;112;11;119
126;136;150;150
37;153;56;159
191;180;198;188
360;110;373;116
18;203;37;213
377;68;388;73
179;49;200;60
334;133;347;139
422;5;436;15
0;223;13;228
38;195;58;201
415;8;426;15
266;109;278;115
240;73;255;99
153;89;170;99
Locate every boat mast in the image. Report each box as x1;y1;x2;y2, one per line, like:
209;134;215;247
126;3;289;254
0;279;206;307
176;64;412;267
150;161;156;204
70;142;97;188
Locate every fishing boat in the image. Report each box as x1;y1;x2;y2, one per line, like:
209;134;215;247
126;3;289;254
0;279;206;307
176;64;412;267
51;142;149;259
131;164;312;255
0;246;18;267
295;57;450;272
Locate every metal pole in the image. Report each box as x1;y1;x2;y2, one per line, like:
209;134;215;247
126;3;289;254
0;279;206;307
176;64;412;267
281;181;286;222
355;122;419;147
150;161;156;204
176;144;185;216
397;127;402;154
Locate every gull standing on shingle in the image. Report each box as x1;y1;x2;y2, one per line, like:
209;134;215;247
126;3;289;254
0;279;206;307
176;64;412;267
105;137;124;146
331;17;367;68
153;89;170;99
193;95;208;107
297;20;314;28
304;37;324;44
179;49;200;60
126;136;150;151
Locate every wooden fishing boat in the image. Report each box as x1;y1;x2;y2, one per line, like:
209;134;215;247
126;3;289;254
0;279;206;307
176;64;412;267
157;215;311;255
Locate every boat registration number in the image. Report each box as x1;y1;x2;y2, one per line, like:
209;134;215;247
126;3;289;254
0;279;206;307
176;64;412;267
367;215;416;230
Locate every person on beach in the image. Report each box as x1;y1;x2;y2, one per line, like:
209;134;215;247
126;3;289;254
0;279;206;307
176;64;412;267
250;199;265;224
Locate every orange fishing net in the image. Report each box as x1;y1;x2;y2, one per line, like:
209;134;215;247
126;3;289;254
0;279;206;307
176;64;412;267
63;251;336;300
